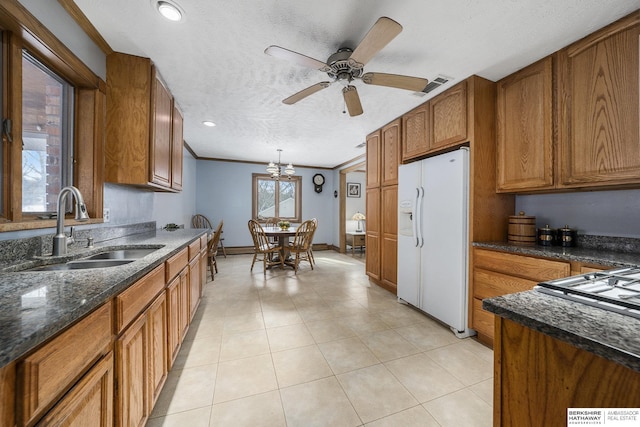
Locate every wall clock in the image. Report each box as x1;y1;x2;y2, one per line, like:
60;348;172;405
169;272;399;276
313;173;325;193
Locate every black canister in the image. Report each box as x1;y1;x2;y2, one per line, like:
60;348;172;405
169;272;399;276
558;225;576;247
537;225;555;246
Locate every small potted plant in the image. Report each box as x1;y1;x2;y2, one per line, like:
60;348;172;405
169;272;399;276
278;220;290;230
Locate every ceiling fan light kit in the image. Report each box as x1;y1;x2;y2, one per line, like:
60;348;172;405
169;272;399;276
265;16;430;117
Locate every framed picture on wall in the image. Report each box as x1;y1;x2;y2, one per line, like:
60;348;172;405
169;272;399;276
347;182;361;198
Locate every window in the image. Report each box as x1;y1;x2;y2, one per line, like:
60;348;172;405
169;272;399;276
21;51;74;214
252;174;302;223
0;4;105;229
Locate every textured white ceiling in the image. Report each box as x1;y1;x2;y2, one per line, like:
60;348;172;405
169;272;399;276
74;0;640;168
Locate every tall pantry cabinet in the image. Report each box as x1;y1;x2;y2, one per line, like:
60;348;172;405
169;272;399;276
366;119;400;293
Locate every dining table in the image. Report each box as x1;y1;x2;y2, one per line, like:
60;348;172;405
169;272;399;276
263;226;298;268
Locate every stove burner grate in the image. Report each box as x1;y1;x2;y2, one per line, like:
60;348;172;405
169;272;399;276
535;267;640;319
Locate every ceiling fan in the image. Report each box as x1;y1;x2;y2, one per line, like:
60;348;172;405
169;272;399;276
265;17;429;117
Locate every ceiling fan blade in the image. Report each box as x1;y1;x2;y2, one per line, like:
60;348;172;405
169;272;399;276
362;72;429;92
348;17;402;68
265;45;331;72
283;82;332;105
342;85;363;117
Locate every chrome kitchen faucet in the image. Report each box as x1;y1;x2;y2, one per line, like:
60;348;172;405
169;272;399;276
52;186;90;256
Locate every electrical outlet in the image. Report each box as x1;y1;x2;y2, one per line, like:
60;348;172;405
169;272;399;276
103;208;110;223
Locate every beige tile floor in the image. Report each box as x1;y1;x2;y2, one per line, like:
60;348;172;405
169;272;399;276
147;251;493;427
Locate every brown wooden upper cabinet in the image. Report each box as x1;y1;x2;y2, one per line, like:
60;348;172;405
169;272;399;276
496;57;554;192
402;81;468;162
366;130;381;189
381;119;401;186
557;12;640;189
106;52;183;192
495;11;640;193
430;81;467;151
171;105;184;191
401;103;429;161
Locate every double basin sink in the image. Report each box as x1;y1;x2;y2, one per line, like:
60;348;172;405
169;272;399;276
27;248;161;271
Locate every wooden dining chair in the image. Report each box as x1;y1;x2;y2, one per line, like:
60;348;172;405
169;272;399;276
307;218;318;267
248;219;283;274
193;214;226;257
192;214;213;229
263;217;279;244
264;217;279;226
288;219;315;273
207;220;223;280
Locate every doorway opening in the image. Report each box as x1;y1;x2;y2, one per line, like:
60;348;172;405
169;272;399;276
339;161;366;254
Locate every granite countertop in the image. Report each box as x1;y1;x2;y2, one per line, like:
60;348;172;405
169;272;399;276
483;291;640;373
473;241;640;268
0;228;206;367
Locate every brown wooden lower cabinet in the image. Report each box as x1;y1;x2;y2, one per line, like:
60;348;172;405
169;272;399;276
116;289;169;427
167;268;189;368
148;293;168;410
116;311;148;427
472;248;615;347
2;238;204;426
189;256;201;319
36;352;113;427
17;303;112;426
494;317;640;426
471;248;571;345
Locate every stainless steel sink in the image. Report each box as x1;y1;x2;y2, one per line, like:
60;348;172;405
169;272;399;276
23;247;162;271
28;259;135;271
84;248;158;260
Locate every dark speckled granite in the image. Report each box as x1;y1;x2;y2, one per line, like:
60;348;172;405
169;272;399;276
477;235;640;373
483;291;640;373
473;238;640;268
0;227;206;367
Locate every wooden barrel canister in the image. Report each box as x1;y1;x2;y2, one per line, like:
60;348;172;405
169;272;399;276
508;211;536;246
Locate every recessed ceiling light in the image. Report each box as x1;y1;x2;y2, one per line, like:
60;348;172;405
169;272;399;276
155;1;183;22
202;121;216;127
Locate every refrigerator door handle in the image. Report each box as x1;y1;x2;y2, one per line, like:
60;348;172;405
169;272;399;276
413;188;420;247
417;186;425;248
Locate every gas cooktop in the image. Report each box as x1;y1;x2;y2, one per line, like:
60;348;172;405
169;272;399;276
535;267;640;319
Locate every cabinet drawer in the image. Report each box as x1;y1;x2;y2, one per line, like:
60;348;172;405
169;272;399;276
200;233;208;249
472;298;494;339
35;352;113;427
474;268;538;299
115;265;165;333
165;247;188;283
577;263;611;274
18;303;112;425
188;239;201;261
474;248;570;281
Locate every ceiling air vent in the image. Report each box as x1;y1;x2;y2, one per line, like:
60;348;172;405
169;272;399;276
355;142;366;149
421;75;452;94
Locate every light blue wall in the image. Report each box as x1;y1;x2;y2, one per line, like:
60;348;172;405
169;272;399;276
195;160;335;247
515;189;640;238
104;150;198;229
18;0;106;80
153;153;198;228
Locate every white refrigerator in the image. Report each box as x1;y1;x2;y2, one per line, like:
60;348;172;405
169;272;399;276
397;147;474;337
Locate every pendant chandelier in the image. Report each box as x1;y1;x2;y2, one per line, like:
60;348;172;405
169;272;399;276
266;149;295;180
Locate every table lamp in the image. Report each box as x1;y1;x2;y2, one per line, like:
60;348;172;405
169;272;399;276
352;212;366;232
